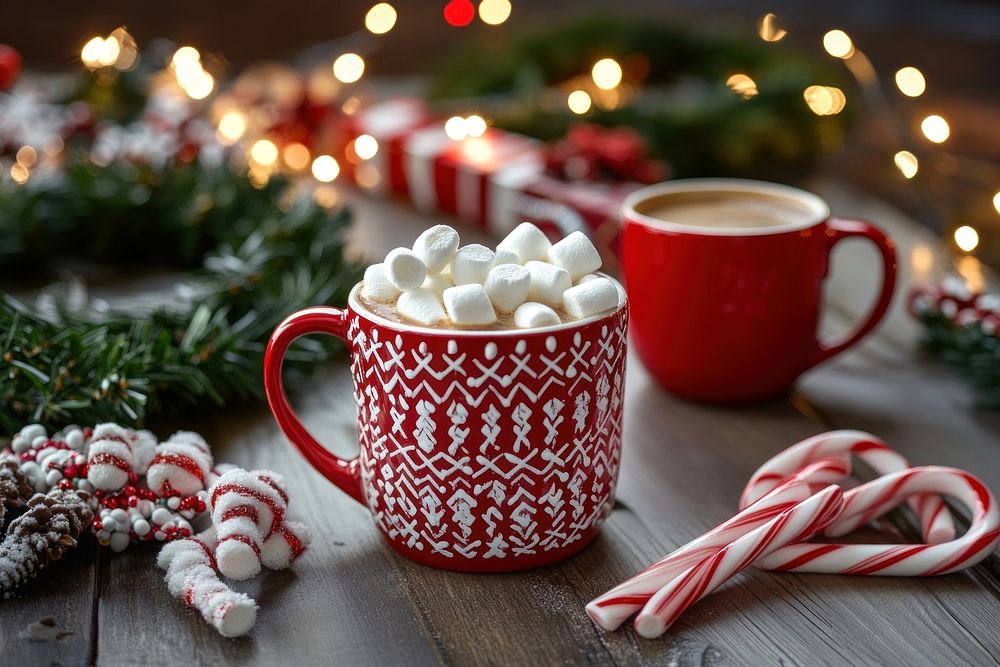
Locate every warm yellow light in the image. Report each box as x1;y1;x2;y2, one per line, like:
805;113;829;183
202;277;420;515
465;114;487;138
15;145;38;168
921;114;949;143
365;3;397;35
954;226;979;252
311;155;340;182
10;163;29;185
993;192;1000;215
96;36;120;67
726;73;759;99
444;116;467;141
217;111;248;143
803;85;846;115
283;142;311;170
172;46;201;67
183;71;215;100
893;150;919;179
355;163;381;188
108;28;137;71
354;134;379;160
250;139;279;166
333;53;365;84
757;13;787;42
822;30;854;59
313;185;339;209
591;58;623;90
478;0;512;25
567;90;592;114
463;137;493;163
81;37;105;68
895;67;926;97
910;244;934;277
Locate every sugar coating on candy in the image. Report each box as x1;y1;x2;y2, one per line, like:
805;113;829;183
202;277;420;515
562;277;619;319
497;222;551;263
383;247;427;290
443;284;497;326
547;231;602;281
363;263;401;302
397;289;446;326
210;469;290;581
87;424;136;491
421;272;454;297
514;302;561;328
412;224;460;273
262;520;312;570
484;264;531;313
147;431;214;496
450;244;495;286
524;261;572;307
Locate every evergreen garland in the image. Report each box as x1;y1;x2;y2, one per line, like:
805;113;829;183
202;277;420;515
0;159;363;433
429;17;853;179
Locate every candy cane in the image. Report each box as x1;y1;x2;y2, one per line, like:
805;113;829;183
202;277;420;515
262;520;312;570
586;457;849;631
210;469;288;580
87;423;136;491
756;466;1000;576
741;430;955;544
156;527;257;638
633;485;845;639
146;431;214;497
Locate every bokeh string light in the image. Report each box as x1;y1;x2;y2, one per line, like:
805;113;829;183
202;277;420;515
333;53;365;84
895;67;926;97
920;114;950;143
365;3;398;35
479;0;512;25
567;90;592;114
726;74;758;99
591;58;623;90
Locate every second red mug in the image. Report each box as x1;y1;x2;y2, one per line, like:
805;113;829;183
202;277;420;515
621;178;896;402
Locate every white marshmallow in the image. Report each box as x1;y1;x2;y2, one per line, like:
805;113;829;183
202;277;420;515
443;284;497;326
492;246;521;267
514;302;561;328
412;225;460;273
397;289;447;326
562;277;619;319
363;263;401;302
484;264;531;313
421;272;454;297
547;231;602;281
576;273;601;285
384;248;427;290
450;244;495;286
524;261;572;307
497;222;552;263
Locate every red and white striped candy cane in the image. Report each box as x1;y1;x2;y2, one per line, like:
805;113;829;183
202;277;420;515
741;430;955;544
756;466;1000;576
586;457;850;631
633;485;845;639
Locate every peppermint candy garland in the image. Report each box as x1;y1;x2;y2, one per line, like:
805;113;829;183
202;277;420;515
0;421;311;637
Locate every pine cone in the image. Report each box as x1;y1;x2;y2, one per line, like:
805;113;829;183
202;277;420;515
0;459;33;525
0;488;93;596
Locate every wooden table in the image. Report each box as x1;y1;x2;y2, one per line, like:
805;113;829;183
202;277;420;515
3;185;999;666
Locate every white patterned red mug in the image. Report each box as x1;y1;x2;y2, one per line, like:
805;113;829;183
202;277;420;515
264;279;628;572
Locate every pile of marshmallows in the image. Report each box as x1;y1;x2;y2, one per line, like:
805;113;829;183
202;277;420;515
363;222;620;328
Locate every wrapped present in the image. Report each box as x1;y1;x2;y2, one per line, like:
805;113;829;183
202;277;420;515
336;99;653;262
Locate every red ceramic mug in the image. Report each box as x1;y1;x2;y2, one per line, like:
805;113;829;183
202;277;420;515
264;279;628;572
621;178;896;402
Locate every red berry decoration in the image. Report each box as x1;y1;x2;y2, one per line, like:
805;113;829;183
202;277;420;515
0;45;21;91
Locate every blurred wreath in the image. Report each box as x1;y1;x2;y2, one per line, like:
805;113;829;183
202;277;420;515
429;17;853;179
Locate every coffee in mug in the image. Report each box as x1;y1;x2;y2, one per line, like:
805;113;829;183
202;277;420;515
621;178;896;402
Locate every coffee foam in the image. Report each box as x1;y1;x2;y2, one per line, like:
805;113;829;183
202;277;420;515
635;190;817;230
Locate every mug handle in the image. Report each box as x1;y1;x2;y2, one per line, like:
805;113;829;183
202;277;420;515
806;217;897;369
263;307;365;505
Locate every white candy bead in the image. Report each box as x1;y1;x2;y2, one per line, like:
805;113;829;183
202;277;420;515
133;518;151;536
524;261;572;307
363;263;402;302
397;289;447;326
31;435;47;449
65;428;85;451
151;507;174;526
412;224;460;273
10;436;30;454
548;231;602;281
514;302;561;329
383;247;427;290
19;424;45;443
110;508;129;524
110;531;131;553
497;222;551;263
450;244;496;286
484;264;531;313
577;273;601;285
562;277;619;319
167;496;181;510
421;272;454;297
443;285;497;326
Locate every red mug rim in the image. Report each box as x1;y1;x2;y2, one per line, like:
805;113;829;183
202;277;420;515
347;274;627;338
621;178;831;237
